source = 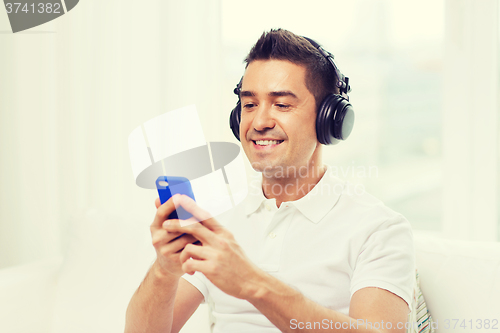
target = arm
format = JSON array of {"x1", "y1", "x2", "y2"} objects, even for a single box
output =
[
  {"x1": 124, "y1": 197, "x2": 204, "y2": 333},
  {"x1": 125, "y1": 264, "x2": 204, "y2": 333},
  {"x1": 244, "y1": 273, "x2": 408, "y2": 333}
]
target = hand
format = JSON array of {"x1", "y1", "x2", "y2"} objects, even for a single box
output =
[
  {"x1": 165, "y1": 195, "x2": 265, "y2": 299},
  {"x1": 150, "y1": 195, "x2": 200, "y2": 278}
]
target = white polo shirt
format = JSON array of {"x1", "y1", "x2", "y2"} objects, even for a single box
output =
[{"x1": 182, "y1": 167, "x2": 415, "y2": 333}]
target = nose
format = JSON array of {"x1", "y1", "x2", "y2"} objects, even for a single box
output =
[{"x1": 251, "y1": 104, "x2": 275, "y2": 133}]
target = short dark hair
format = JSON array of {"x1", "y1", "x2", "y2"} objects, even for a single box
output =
[{"x1": 244, "y1": 29, "x2": 339, "y2": 109}]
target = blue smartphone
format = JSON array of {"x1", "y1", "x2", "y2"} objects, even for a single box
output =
[{"x1": 156, "y1": 176, "x2": 196, "y2": 220}]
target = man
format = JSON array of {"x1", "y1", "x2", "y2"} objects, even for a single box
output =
[{"x1": 125, "y1": 29, "x2": 415, "y2": 333}]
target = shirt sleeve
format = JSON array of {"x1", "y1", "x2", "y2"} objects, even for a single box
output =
[
  {"x1": 350, "y1": 214, "x2": 416, "y2": 312},
  {"x1": 181, "y1": 271, "x2": 209, "y2": 304}
]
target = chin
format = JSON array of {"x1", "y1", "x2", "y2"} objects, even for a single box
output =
[
  {"x1": 249, "y1": 161, "x2": 267, "y2": 173},
  {"x1": 250, "y1": 161, "x2": 283, "y2": 177}
]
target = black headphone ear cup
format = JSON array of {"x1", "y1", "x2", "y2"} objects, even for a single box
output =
[
  {"x1": 316, "y1": 94, "x2": 343, "y2": 145},
  {"x1": 229, "y1": 100, "x2": 242, "y2": 141},
  {"x1": 316, "y1": 94, "x2": 354, "y2": 145},
  {"x1": 333, "y1": 100, "x2": 354, "y2": 141}
]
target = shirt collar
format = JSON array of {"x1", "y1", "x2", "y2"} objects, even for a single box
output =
[
  {"x1": 244, "y1": 175, "x2": 269, "y2": 215},
  {"x1": 243, "y1": 166, "x2": 344, "y2": 223}
]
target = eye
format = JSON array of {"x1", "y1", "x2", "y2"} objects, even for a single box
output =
[
  {"x1": 276, "y1": 103, "x2": 291, "y2": 110},
  {"x1": 243, "y1": 103, "x2": 256, "y2": 110}
]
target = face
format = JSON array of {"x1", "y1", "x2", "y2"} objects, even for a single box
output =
[{"x1": 239, "y1": 59, "x2": 321, "y2": 176}]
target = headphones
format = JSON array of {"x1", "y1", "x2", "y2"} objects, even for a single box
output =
[{"x1": 229, "y1": 37, "x2": 354, "y2": 145}]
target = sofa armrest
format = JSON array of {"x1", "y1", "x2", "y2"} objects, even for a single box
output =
[
  {"x1": 414, "y1": 232, "x2": 500, "y2": 331},
  {"x1": 0, "y1": 256, "x2": 63, "y2": 333}
]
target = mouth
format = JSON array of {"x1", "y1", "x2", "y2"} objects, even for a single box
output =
[{"x1": 251, "y1": 139, "x2": 284, "y2": 150}]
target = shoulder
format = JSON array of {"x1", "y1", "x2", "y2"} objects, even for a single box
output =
[
  {"x1": 335, "y1": 180, "x2": 410, "y2": 229},
  {"x1": 320, "y1": 179, "x2": 414, "y2": 253}
]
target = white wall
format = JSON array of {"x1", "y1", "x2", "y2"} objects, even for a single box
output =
[
  {"x1": 442, "y1": 0, "x2": 499, "y2": 241},
  {"x1": 0, "y1": 0, "x2": 223, "y2": 269}
]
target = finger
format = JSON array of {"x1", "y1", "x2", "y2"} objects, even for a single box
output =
[
  {"x1": 162, "y1": 218, "x2": 198, "y2": 230},
  {"x1": 175, "y1": 195, "x2": 224, "y2": 231},
  {"x1": 179, "y1": 243, "x2": 208, "y2": 263},
  {"x1": 151, "y1": 228, "x2": 183, "y2": 248},
  {"x1": 151, "y1": 194, "x2": 182, "y2": 229},
  {"x1": 157, "y1": 233, "x2": 198, "y2": 255},
  {"x1": 155, "y1": 197, "x2": 161, "y2": 209},
  {"x1": 153, "y1": 219, "x2": 189, "y2": 245},
  {"x1": 182, "y1": 257, "x2": 210, "y2": 276},
  {"x1": 165, "y1": 222, "x2": 215, "y2": 245},
  {"x1": 166, "y1": 215, "x2": 200, "y2": 228},
  {"x1": 170, "y1": 234, "x2": 199, "y2": 253},
  {"x1": 162, "y1": 221, "x2": 200, "y2": 246}
]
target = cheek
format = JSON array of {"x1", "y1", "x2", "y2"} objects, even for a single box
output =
[
  {"x1": 291, "y1": 114, "x2": 317, "y2": 141},
  {"x1": 239, "y1": 115, "x2": 250, "y2": 139},
  {"x1": 286, "y1": 124, "x2": 318, "y2": 153}
]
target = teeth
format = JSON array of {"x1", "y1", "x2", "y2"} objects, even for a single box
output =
[{"x1": 255, "y1": 140, "x2": 282, "y2": 146}]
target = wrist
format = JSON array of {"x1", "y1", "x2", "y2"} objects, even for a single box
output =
[
  {"x1": 151, "y1": 260, "x2": 181, "y2": 284},
  {"x1": 244, "y1": 270, "x2": 302, "y2": 307},
  {"x1": 243, "y1": 269, "x2": 271, "y2": 302}
]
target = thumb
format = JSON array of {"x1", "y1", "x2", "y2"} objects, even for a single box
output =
[{"x1": 176, "y1": 195, "x2": 223, "y2": 231}]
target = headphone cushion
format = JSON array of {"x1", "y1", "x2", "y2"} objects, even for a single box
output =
[
  {"x1": 229, "y1": 101, "x2": 241, "y2": 141},
  {"x1": 333, "y1": 99, "x2": 354, "y2": 141},
  {"x1": 316, "y1": 94, "x2": 344, "y2": 145}
]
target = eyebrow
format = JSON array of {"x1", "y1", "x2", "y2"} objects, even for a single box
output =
[
  {"x1": 269, "y1": 91, "x2": 298, "y2": 99},
  {"x1": 240, "y1": 90, "x2": 298, "y2": 99},
  {"x1": 240, "y1": 90, "x2": 256, "y2": 97}
]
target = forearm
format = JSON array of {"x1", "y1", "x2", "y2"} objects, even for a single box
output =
[
  {"x1": 125, "y1": 260, "x2": 180, "y2": 333},
  {"x1": 246, "y1": 273, "x2": 382, "y2": 333}
]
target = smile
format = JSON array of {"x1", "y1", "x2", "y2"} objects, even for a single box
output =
[{"x1": 252, "y1": 140, "x2": 284, "y2": 150}]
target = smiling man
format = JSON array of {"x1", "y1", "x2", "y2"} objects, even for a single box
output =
[
  {"x1": 125, "y1": 29, "x2": 416, "y2": 333},
  {"x1": 240, "y1": 59, "x2": 324, "y2": 207}
]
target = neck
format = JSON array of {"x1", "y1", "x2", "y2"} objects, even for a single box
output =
[{"x1": 261, "y1": 162, "x2": 326, "y2": 208}]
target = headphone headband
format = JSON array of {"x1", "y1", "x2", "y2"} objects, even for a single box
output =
[{"x1": 301, "y1": 36, "x2": 351, "y2": 99}]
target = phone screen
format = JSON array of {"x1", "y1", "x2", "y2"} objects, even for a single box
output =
[{"x1": 155, "y1": 176, "x2": 196, "y2": 220}]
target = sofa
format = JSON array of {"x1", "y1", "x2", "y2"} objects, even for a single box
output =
[{"x1": 1, "y1": 210, "x2": 499, "y2": 333}]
